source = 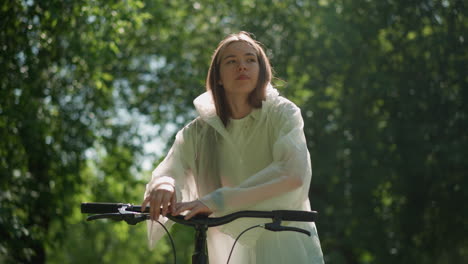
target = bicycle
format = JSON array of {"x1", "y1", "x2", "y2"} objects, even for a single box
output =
[{"x1": 81, "y1": 202, "x2": 318, "y2": 264}]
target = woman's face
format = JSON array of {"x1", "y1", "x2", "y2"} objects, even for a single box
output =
[{"x1": 218, "y1": 41, "x2": 259, "y2": 98}]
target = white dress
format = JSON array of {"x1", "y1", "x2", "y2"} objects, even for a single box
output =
[{"x1": 145, "y1": 85, "x2": 324, "y2": 263}]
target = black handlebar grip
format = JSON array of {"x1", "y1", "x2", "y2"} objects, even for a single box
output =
[
  {"x1": 272, "y1": 210, "x2": 317, "y2": 222},
  {"x1": 81, "y1": 202, "x2": 128, "y2": 214}
]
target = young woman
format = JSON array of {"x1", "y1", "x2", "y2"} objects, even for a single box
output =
[{"x1": 141, "y1": 31, "x2": 324, "y2": 263}]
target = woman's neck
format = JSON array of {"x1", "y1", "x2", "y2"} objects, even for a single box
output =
[{"x1": 226, "y1": 93, "x2": 252, "y2": 119}]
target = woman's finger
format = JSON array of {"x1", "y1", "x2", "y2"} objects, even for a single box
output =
[
  {"x1": 160, "y1": 193, "x2": 171, "y2": 217},
  {"x1": 141, "y1": 195, "x2": 151, "y2": 212},
  {"x1": 151, "y1": 191, "x2": 164, "y2": 221},
  {"x1": 172, "y1": 203, "x2": 180, "y2": 215},
  {"x1": 185, "y1": 201, "x2": 213, "y2": 220},
  {"x1": 149, "y1": 198, "x2": 154, "y2": 221},
  {"x1": 173, "y1": 201, "x2": 194, "y2": 216},
  {"x1": 184, "y1": 206, "x2": 200, "y2": 220},
  {"x1": 169, "y1": 192, "x2": 177, "y2": 215}
]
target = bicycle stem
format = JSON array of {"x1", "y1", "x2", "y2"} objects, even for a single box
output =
[{"x1": 192, "y1": 224, "x2": 209, "y2": 264}]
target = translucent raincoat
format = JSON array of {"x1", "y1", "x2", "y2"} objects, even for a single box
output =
[{"x1": 145, "y1": 85, "x2": 324, "y2": 263}]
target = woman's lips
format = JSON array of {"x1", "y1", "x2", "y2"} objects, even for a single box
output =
[{"x1": 236, "y1": 75, "x2": 250, "y2": 80}]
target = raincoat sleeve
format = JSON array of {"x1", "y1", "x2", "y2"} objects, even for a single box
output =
[
  {"x1": 144, "y1": 124, "x2": 198, "y2": 248},
  {"x1": 144, "y1": 128, "x2": 197, "y2": 203},
  {"x1": 199, "y1": 100, "x2": 312, "y2": 215}
]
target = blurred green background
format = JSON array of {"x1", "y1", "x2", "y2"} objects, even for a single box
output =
[{"x1": 1, "y1": 0, "x2": 467, "y2": 263}]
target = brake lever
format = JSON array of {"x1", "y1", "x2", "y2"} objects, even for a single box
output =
[
  {"x1": 85, "y1": 205, "x2": 149, "y2": 225},
  {"x1": 86, "y1": 213, "x2": 123, "y2": 222},
  {"x1": 264, "y1": 216, "x2": 311, "y2": 236},
  {"x1": 264, "y1": 222, "x2": 311, "y2": 236},
  {"x1": 117, "y1": 205, "x2": 149, "y2": 225},
  {"x1": 122, "y1": 214, "x2": 148, "y2": 225}
]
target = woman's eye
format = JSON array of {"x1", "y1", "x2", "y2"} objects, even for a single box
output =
[
  {"x1": 227, "y1": 60, "x2": 236, "y2": 64},
  {"x1": 247, "y1": 58, "x2": 257, "y2": 63}
]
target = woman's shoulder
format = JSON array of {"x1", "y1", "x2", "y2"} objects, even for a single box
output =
[
  {"x1": 179, "y1": 116, "x2": 203, "y2": 131},
  {"x1": 177, "y1": 117, "x2": 207, "y2": 138},
  {"x1": 264, "y1": 94, "x2": 301, "y2": 118}
]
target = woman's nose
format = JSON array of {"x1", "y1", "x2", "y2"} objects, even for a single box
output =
[{"x1": 237, "y1": 62, "x2": 247, "y2": 71}]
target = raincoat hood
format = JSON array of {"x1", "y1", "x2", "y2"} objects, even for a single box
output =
[{"x1": 193, "y1": 83, "x2": 280, "y2": 125}]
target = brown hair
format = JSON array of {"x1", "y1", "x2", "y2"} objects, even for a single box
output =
[{"x1": 206, "y1": 31, "x2": 272, "y2": 126}]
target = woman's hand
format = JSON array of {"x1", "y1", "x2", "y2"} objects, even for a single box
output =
[
  {"x1": 173, "y1": 200, "x2": 213, "y2": 220},
  {"x1": 141, "y1": 183, "x2": 176, "y2": 221}
]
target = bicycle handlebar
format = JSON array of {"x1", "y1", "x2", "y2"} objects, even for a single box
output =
[
  {"x1": 81, "y1": 202, "x2": 317, "y2": 228},
  {"x1": 81, "y1": 202, "x2": 134, "y2": 214}
]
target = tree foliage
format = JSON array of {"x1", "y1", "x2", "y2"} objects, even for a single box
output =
[{"x1": 1, "y1": 0, "x2": 467, "y2": 263}]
